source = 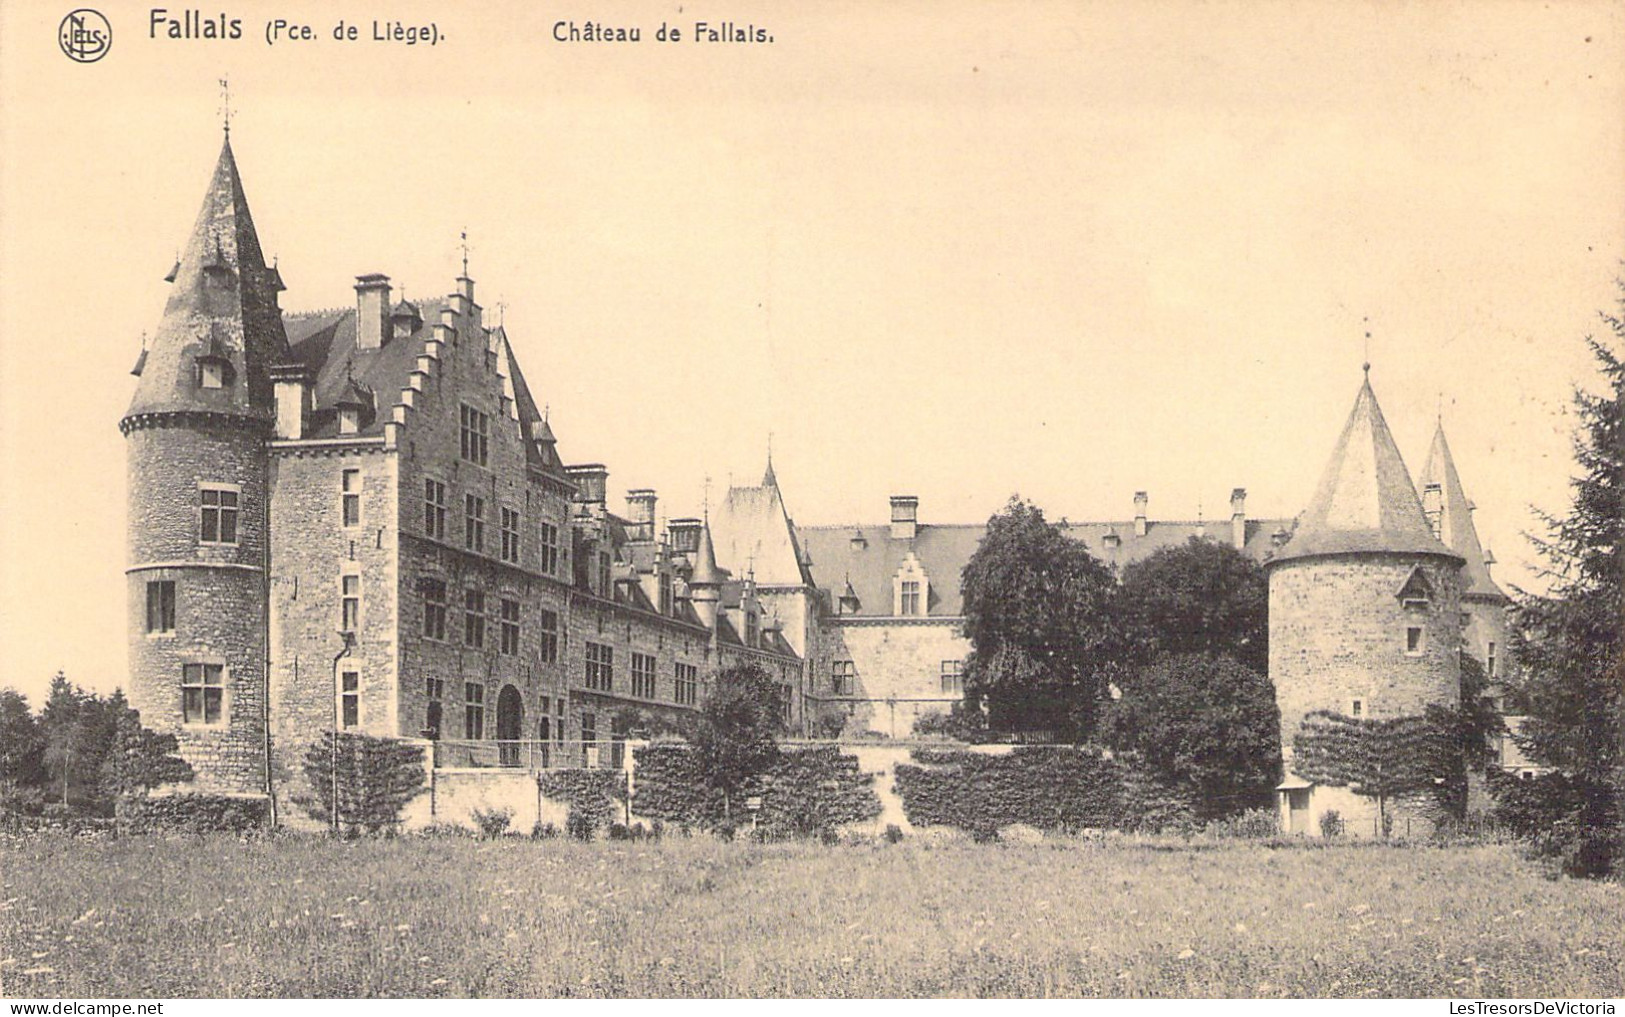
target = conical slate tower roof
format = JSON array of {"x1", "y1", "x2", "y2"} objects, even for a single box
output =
[
  {"x1": 689, "y1": 516, "x2": 725, "y2": 586},
  {"x1": 1418, "y1": 422, "x2": 1505, "y2": 601},
  {"x1": 125, "y1": 135, "x2": 289, "y2": 423},
  {"x1": 1272, "y1": 371, "x2": 1461, "y2": 565}
]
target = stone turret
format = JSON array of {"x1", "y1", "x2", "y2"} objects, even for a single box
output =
[
  {"x1": 1417, "y1": 421, "x2": 1511, "y2": 686},
  {"x1": 1268, "y1": 368, "x2": 1464, "y2": 836},
  {"x1": 120, "y1": 134, "x2": 289, "y2": 795}
]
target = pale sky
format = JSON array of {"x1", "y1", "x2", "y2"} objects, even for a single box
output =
[{"x1": 2, "y1": 1, "x2": 1622, "y2": 702}]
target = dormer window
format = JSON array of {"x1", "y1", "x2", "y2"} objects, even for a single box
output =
[
  {"x1": 892, "y1": 551, "x2": 930, "y2": 617},
  {"x1": 1396, "y1": 566, "x2": 1434, "y2": 609},
  {"x1": 338, "y1": 406, "x2": 360, "y2": 434},
  {"x1": 195, "y1": 356, "x2": 233, "y2": 390}
]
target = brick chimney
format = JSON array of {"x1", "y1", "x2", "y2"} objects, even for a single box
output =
[
  {"x1": 1133, "y1": 491, "x2": 1148, "y2": 537},
  {"x1": 668, "y1": 517, "x2": 702, "y2": 555},
  {"x1": 625, "y1": 489, "x2": 657, "y2": 542},
  {"x1": 1421, "y1": 483, "x2": 1443, "y2": 539},
  {"x1": 890, "y1": 495, "x2": 918, "y2": 541},
  {"x1": 1230, "y1": 487, "x2": 1247, "y2": 550},
  {"x1": 567, "y1": 464, "x2": 608, "y2": 506},
  {"x1": 354, "y1": 274, "x2": 391, "y2": 350}
]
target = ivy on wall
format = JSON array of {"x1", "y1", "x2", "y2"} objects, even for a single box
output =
[
  {"x1": 631, "y1": 742, "x2": 880, "y2": 836},
  {"x1": 894, "y1": 746, "x2": 1184, "y2": 836},
  {"x1": 537, "y1": 768, "x2": 627, "y2": 839}
]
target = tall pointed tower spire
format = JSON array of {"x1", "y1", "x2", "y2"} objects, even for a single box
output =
[
  {"x1": 121, "y1": 134, "x2": 284, "y2": 798},
  {"x1": 1273, "y1": 372, "x2": 1455, "y2": 563},
  {"x1": 1417, "y1": 422, "x2": 1502, "y2": 600},
  {"x1": 125, "y1": 135, "x2": 289, "y2": 423}
]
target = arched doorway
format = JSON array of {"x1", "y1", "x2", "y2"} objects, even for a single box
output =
[{"x1": 496, "y1": 685, "x2": 524, "y2": 767}]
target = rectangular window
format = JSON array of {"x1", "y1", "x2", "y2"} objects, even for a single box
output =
[
  {"x1": 832, "y1": 660, "x2": 856, "y2": 696},
  {"x1": 585, "y1": 642, "x2": 614, "y2": 692},
  {"x1": 939, "y1": 660, "x2": 963, "y2": 695},
  {"x1": 341, "y1": 573, "x2": 361, "y2": 634},
  {"x1": 500, "y1": 597, "x2": 520, "y2": 655},
  {"x1": 659, "y1": 572, "x2": 674, "y2": 615},
  {"x1": 582, "y1": 711, "x2": 597, "y2": 764},
  {"x1": 465, "y1": 494, "x2": 485, "y2": 552},
  {"x1": 1487, "y1": 641, "x2": 1497, "y2": 679},
  {"x1": 464, "y1": 588, "x2": 486, "y2": 648},
  {"x1": 425, "y1": 678, "x2": 445, "y2": 739},
  {"x1": 340, "y1": 670, "x2": 359, "y2": 729},
  {"x1": 1350, "y1": 698, "x2": 1365, "y2": 718},
  {"x1": 597, "y1": 552, "x2": 612, "y2": 598},
  {"x1": 746, "y1": 612, "x2": 759, "y2": 647},
  {"x1": 538, "y1": 608, "x2": 559, "y2": 663},
  {"x1": 424, "y1": 479, "x2": 447, "y2": 540},
  {"x1": 199, "y1": 486, "x2": 239, "y2": 545},
  {"x1": 632, "y1": 652, "x2": 656, "y2": 698},
  {"x1": 675, "y1": 662, "x2": 699, "y2": 706},
  {"x1": 459, "y1": 404, "x2": 489, "y2": 466},
  {"x1": 900, "y1": 581, "x2": 920, "y2": 616},
  {"x1": 422, "y1": 578, "x2": 448, "y2": 640},
  {"x1": 341, "y1": 469, "x2": 362, "y2": 528},
  {"x1": 464, "y1": 682, "x2": 485, "y2": 739},
  {"x1": 146, "y1": 580, "x2": 176, "y2": 634},
  {"x1": 1405, "y1": 626, "x2": 1424, "y2": 655},
  {"x1": 500, "y1": 507, "x2": 521, "y2": 564},
  {"x1": 539, "y1": 522, "x2": 559, "y2": 575},
  {"x1": 181, "y1": 663, "x2": 224, "y2": 725}
]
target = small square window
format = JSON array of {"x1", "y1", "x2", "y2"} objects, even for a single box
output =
[
  {"x1": 182, "y1": 663, "x2": 224, "y2": 725},
  {"x1": 1350, "y1": 698, "x2": 1364, "y2": 718},
  {"x1": 1405, "y1": 627, "x2": 1424, "y2": 655},
  {"x1": 198, "y1": 361, "x2": 225, "y2": 389}
]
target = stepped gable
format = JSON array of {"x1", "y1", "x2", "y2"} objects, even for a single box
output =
[
  {"x1": 1417, "y1": 422, "x2": 1506, "y2": 601},
  {"x1": 125, "y1": 136, "x2": 289, "y2": 423},
  {"x1": 1271, "y1": 371, "x2": 1461, "y2": 565}
]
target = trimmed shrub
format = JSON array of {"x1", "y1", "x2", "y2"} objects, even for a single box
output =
[
  {"x1": 120, "y1": 793, "x2": 269, "y2": 834},
  {"x1": 471, "y1": 806, "x2": 512, "y2": 838},
  {"x1": 539, "y1": 768, "x2": 626, "y2": 841},
  {"x1": 631, "y1": 742, "x2": 880, "y2": 837},
  {"x1": 1319, "y1": 809, "x2": 1345, "y2": 839},
  {"x1": 894, "y1": 746, "x2": 1124, "y2": 837}
]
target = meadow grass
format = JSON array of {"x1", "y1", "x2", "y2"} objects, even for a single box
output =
[{"x1": 1, "y1": 832, "x2": 1620, "y2": 998}]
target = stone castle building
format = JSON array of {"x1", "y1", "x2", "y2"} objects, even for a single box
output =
[
  {"x1": 1269, "y1": 369, "x2": 1512, "y2": 835},
  {"x1": 124, "y1": 135, "x2": 1518, "y2": 819}
]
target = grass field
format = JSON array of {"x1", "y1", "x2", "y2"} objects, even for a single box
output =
[{"x1": 2, "y1": 832, "x2": 1621, "y2": 998}]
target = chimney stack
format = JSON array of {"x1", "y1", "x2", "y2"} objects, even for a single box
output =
[
  {"x1": 668, "y1": 517, "x2": 702, "y2": 555},
  {"x1": 1133, "y1": 491, "x2": 1149, "y2": 537},
  {"x1": 625, "y1": 489, "x2": 657, "y2": 542},
  {"x1": 270, "y1": 363, "x2": 312, "y2": 439},
  {"x1": 1230, "y1": 487, "x2": 1247, "y2": 550},
  {"x1": 566, "y1": 464, "x2": 609, "y2": 506},
  {"x1": 354, "y1": 274, "x2": 391, "y2": 350},
  {"x1": 1421, "y1": 483, "x2": 1443, "y2": 539},
  {"x1": 889, "y1": 495, "x2": 919, "y2": 541}
]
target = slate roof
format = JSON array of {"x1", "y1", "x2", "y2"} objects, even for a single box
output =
[
  {"x1": 126, "y1": 136, "x2": 290, "y2": 422},
  {"x1": 1417, "y1": 422, "x2": 1506, "y2": 602},
  {"x1": 801, "y1": 516, "x2": 1295, "y2": 619},
  {"x1": 1269, "y1": 372, "x2": 1461, "y2": 565},
  {"x1": 711, "y1": 473, "x2": 813, "y2": 587}
]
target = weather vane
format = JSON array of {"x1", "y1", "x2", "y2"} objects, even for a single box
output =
[
  {"x1": 459, "y1": 229, "x2": 471, "y2": 277},
  {"x1": 218, "y1": 77, "x2": 233, "y2": 135},
  {"x1": 1362, "y1": 316, "x2": 1372, "y2": 374}
]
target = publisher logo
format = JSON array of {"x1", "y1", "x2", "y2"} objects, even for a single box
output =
[{"x1": 59, "y1": 9, "x2": 111, "y2": 62}]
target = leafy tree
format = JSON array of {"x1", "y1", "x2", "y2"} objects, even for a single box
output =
[
  {"x1": 1118, "y1": 538, "x2": 1269, "y2": 672},
  {"x1": 295, "y1": 731, "x2": 426, "y2": 835},
  {"x1": 99, "y1": 691, "x2": 192, "y2": 804},
  {"x1": 960, "y1": 497, "x2": 1120, "y2": 739},
  {"x1": 38, "y1": 673, "x2": 115, "y2": 810},
  {"x1": 1506, "y1": 306, "x2": 1624, "y2": 875},
  {"x1": 0, "y1": 688, "x2": 47, "y2": 788},
  {"x1": 1291, "y1": 710, "x2": 1453, "y2": 838},
  {"x1": 1099, "y1": 653, "x2": 1280, "y2": 819},
  {"x1": 691, "y1": 662, "x2": 783, "y2": 821}
]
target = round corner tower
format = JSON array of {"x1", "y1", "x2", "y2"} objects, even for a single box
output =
[
  {"x1": 1266, "y1": 369, "x2": 1464, "y2": 835},
  {"x1": 121, "y1": 135, "x2": 290, "y2": 794}
]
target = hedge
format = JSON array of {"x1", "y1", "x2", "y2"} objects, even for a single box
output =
[
  {"x1": 894, "y1": 746, "x2": 1189, "y2": 836},
  {"x1": 119, "y1": 793, "x2": 271, "y2": 834},
  {"x1": 631, "y1": 742, "x2": 880, "y2": 836},
  {"x1": 538, "y1": 769, "x2": 627, "y2": 840}
]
